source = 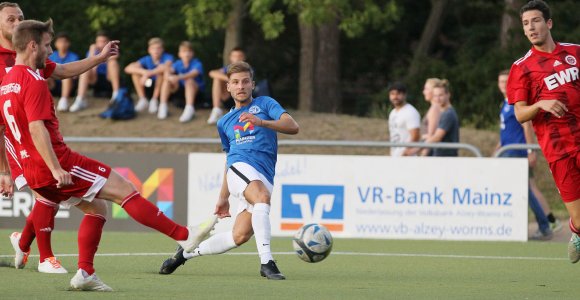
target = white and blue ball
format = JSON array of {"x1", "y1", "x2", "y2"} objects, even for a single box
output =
[{"x1": 292, "y1": 223, "x2": 333, "y2": 263}]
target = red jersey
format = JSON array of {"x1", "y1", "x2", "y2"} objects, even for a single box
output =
[
  {"x1": 0, "y1": 46, "x2": 56, "y2": 80},
  {"x1": 0, "y1": 46, "x2": 57, "y2": 185},
  {"x1": 507, "y1": 42, "x2": 580, "y2": 163},
  {"x1": 0, "y1": 65, "x2": 71, "y2": 188}
]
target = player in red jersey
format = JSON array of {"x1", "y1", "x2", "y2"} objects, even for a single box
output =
[
  {"x1": 0, "y1": 19, "x2": 217, "y2": 292},
  {"x1": 0, "y1": 2, "x2": 119, "y2": 274},
  {"x1": 506, "y1": 0, "x2": 580, "y2": 262}
]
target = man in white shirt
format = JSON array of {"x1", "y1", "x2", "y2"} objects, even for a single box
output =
[{"x1": 388, "y1": 82, "x2": 421, "y2": 156}]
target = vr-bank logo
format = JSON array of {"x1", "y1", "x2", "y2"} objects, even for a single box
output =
[
  {"x1": 112, "y1": 168, "x2": 174, "y2": 219},
  {"x1": 281, "y1": 185, "x2": 344, "y2": 232}
]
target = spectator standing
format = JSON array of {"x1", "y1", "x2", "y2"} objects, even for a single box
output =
[
  {"x1": 387, "y1": 82, "x2": 421, "y2": 156},
  {"x1": 421, "y1": 79, "x2": 459, "y2": 157}
]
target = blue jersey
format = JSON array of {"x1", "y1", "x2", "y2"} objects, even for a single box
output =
[
  {"x1": 49, "y1": 51, "x2": 79, "y2": 65},
  {"x1": 86, "y1": 50, "x2": 107, "y2": 75},
  {"x1": 139, "y1": 53, "x2": 174, "y2": 70},
  {"x1": 217, "y1": 96, "x2": 287, "y2": 184},
  {"x1": 173, "y1": 58, "x2": 204, "y2": 90},
  {"x1": 500, "y1": 99, "x2": 527, "y2": 157}
]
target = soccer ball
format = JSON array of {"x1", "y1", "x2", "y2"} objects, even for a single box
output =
[{"x1": 292, "y1": 223, "x2": 333, "y2": 263}]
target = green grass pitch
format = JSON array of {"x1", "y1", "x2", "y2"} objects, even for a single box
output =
[{"x1": 0, "y1": 229, "x2": 577, "y2": 299}]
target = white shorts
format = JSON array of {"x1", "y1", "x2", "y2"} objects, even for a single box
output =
[{"x1": 227, "y1": 162, "x2": 273, "y2": 215}]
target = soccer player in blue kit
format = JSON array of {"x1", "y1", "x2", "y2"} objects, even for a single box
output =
[{"x1": 160, "y1": 61, "x2": 299, "y2": 279}]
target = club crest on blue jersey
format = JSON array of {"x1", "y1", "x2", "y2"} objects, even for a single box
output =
[{"x1": 249, "y1": 105, "x2": 261, "y2": 114}]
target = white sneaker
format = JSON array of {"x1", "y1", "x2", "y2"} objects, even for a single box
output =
[
  {"x1": 56, "y1": 97, "x2": 69, "y2": 112},
  {"x1": 38, "y1": 256, "x2": 68, "y2": 274},
  {"x1": 157, "y1": 102, "x2": 168, "y2": 119},
  {"x1": 69, "y1": 98, "x2": 88, "y2": 112},
  {"x1": 9, "y1": 232, "x2": 29, "y2": 269},
  {"x1": 177, "y1": 216, "x2": 219, "y2": 252},
  {"x1": 148, "y1": 98, "x2": 159, "y2": 114},
  {"x1": 70, "y1": 269, "x2": 113, "y2": 292},
  {"x1": 135, "y1": 97, "x2": 149, "y2": 112},
  {"x1": 207, "y1": 107, "x2": 223, "y2": 124},
  {"x1": 179, "y1": 105, "x2": 195, "y2": 123}
]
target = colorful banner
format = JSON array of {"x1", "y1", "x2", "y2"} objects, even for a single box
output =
[{"x1": 0, "y1": 153, "x2": 188, "y2": 231}]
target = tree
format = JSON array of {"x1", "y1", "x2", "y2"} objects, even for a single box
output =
[
  {"x1": 407, "y1": 0, "x2": 448, "y2": 80},
  {"x1": 250, "y1": 0, "x2": 400, "y2": 112},
  {"x1": 499, "y1": 0, "x2": 522, "y2": 50}
]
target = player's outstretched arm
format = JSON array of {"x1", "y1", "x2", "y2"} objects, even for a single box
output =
[
  {"x1": 214, "y1": 165, "x2": 231, "y2": 219},
  {"x1": 239, "y1": 112, "x2": 299, "y2": 135},
  {"x1": 514, "y1": 100, "x2": 568, "y2": 123},
  {"x1": 0, "y1": 125, "x2": 13, "y2": 197},
  {"x1": 51, "y1": 40, "x2": 120, "y2": 80},
  {"x1": 29, "y1": 121, "x2": 72, "y2": 188}
]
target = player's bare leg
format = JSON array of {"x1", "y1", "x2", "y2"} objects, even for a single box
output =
[
  {"x1": 148, "y1": 74, "x2": 164, "y2": 113},
  {"x1": 70, "y1": 68, "x2": 97, "y2": 112},
  {"x1": 106, "y1": 58, "x2": 120, "y2": 100},
  {"x1": 131, "y1": 73, "x2": 148, "y2": 112},
  {"x1": 207, "y1": 79, "x2": 226, "y2": 124},
  {"x1": 179, "y1": 79, "x2": 197, "y2": 123},
  {"x1": 565, "y1": 200, "x2": 580, "y2": 263}
]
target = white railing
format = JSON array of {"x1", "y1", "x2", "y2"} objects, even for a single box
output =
[{"x1": 63, "y1": 136, "x2": 484, "y2": 157}]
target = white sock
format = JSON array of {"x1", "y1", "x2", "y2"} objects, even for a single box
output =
[
  {"x1": 252, "y1": 203, "x2": 274, "y2": 264},
  {"x1": 183, "y1": 231, "x2": 237, "y2": 260},
  {"x1": 111, "y1": 91, "x2": 119, "y2": 100},
  {"x1": 75, "y1": 96, "x2": 83, "y2": 102}
]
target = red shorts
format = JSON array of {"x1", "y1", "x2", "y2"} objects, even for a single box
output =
[
  {"x1": 549, "y1": 151, "x2": 580, "y2": 203},
  {"x1": 33, "y1": 152, "x2": 111, "y2": 203}
]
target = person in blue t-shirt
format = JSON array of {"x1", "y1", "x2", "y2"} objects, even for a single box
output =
[
  {"x1": 69, "y1": 31, "x2": 121, "y2": 113},
  {"x1": 47, "y1": 32, "x2": 79, "y2": 111},
  {"x1": 157, "y1": 41, "x2": 204, "y2": 122},
  {"x1": 495, "y1": 70, "x2": 560, "y2": 239},
  {"x1": 206, "y1": 47, "x2": 247, "y2": 124},
  {"x1": 159, "y1": 61, "x2": 299, "y2": 280},
  {"x1": 124, "y1": 37, "x2": 174, "y2": 114}
]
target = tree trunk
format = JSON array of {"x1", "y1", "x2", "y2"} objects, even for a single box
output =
[
  {"x1": 500, "y1": 0, "x2": 522, "y2": 50},
  {"x1": 407, "y1": 0, "x2": 448, "y2": 79},
  {"x1": 298, "y1": 19, "x2": 316, "y2": 112},
  {"x1": 313, "y1": 18, "x2": 341, "y2": 113},
  {"x1": 222, "y1": 0, "x2": 244, "y2": 66}
]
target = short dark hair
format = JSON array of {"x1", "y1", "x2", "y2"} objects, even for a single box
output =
[
  {"x1": 179, "y1": 41, "x2": 193, "y2": 51},
  {"x1": 230, "y1": 46, "x2": 245, "y2": 54},
  {"x1": 227, "y1": 61, "x2": 253, "y2": 79},
  {"x1": 498, "y1": 69, "x2": 510, "y2": 76},
  {"x1": 54, "y1": 31, "x2": 69, "y2": 41},
  {"x1": 520, "y1": 0, "x2": 551, "y2": 21},
  {"x1": 13, "y1": 19, "x2": 54, "y2": 52},
  {"x1": 388, "y1": 81, "x2": 407, "y2": 94},
  {"x1": 96, "y1": 30, "x2": 109, "y2": 39}
]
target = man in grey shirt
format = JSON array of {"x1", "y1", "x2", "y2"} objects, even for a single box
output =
[{"x1": 421, "y1": 79, "x2": 459, "y2": 157}]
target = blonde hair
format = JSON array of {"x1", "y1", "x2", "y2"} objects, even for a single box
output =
[
  {"x1": 425, "y1": 78, "x2": 442, "y2": 88},
  {"x1": 148, "y1": 37, "x2": 163, "y2": 47},
  {"x1": 227, "y1": 61, "x2": 254, "y2": 79},
  {"x1": 432, "y1": 79, "x2": 451, "y2": 94},
  {"x1": 179, "y1": 41, "x2": 193, "y2": 51}
]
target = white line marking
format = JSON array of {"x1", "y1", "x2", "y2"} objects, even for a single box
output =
[{"x1": 0, "y1": 251, "x2": 566, "y2": 261}]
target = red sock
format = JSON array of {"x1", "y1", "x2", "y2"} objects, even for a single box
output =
[
  {"x1": 19, "y1": 214, "x2": 35, "y2": 253},
  {"x1": 570, "y1": 218, "x2": 580, "y2": 234},
  {"x1": 31, "y1": 199, "x2": 59, "y2": 261},
  {"x1": 121, "y1": 192, "x2": 188, "y2": 240},
  {"x1": 78, "y1": 214, "x2": 106, "y2": 275}
]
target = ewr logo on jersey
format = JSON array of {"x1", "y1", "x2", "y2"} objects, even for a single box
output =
[
  {"x1": 281, "y1": 185, "x2": 344, "y2": 232},
  {"x1": 544, "y1": 66, "x2": 578, "y2": 90}
]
